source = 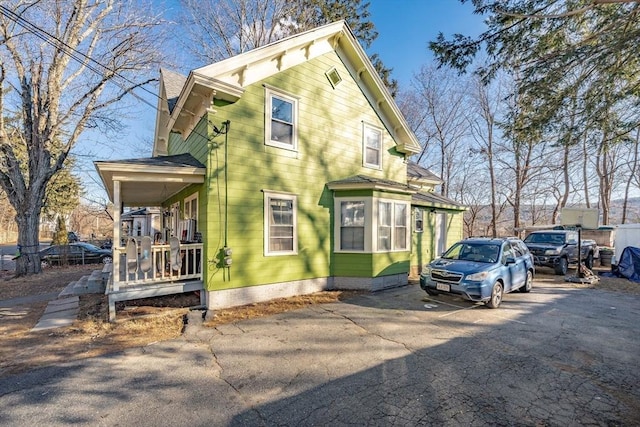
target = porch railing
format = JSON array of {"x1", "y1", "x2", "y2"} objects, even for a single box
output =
[{"x1": 111, "y1": 242, "x2": 203, "y2": 290}]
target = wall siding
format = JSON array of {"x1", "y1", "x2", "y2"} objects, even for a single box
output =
[
  {"x1": 171, "y1": 51, "x2": 411, "y2": 291},
  {"x1": 410, "y1": 208, "x2": 465, "y2": 277}
]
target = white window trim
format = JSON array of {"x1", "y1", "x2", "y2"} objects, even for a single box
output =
[
  {"x1": 184, "y1": 193, "x2": 198, "y2": 223},
  {"x1": 374, "y1": 199, "x2": 410, "y2": 252},
  {"x1": 333, "y1": 197, "x2": 410, "y2": 253},
  {"x1": 335, "y1": 198, "x2": 372, "y2": 253},
  {"x1": 362, "y1": 122, "x2": 383, "y2": 170},
  {"x1": 264, "y1": 191, "x2": 298, "y2": 256},
  {"x1": 265, "y1": 87, "x2": 298, "y2": 152}
]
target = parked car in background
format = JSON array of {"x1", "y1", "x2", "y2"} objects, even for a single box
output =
[
  {"x1": 420, "y1": 237, "x2": 535, "y2": 308},
  {"x1": 523, "y1": 229, "x2": 598, "y2": 275},
  {"x1": 39, "y1": 242, "x2": 113, "y2": 267}
]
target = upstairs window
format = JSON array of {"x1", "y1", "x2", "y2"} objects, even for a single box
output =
[
  {"x1": 265, "y1": 88, "x2": 298, "y2": 151},
  {"x1": 363, "y1": 124, "x2": 382, "y2": 169}
]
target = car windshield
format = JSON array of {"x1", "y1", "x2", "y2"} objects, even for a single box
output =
[
  {"x1": 524, "y1": 233, "x2": 566, "y2": 245},
  {"x1": 442, "y1": 242, "x2": 500, "y2": 263}
]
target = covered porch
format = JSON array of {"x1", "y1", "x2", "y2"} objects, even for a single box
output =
[{"x1": 94, "y1": 154, "x2": 207, "y2": 321}]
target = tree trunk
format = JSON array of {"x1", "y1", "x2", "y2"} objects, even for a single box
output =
[
  {"x1": 15, "y1": 208, "x2": 42, "y2": 275},
  {"x1": 582, "y1": 136, "x2": 591, "y2": 208},
  {"x1": 622, "y1": 128, "x2": 639, "y2": 224},
  {"x1": 561, "y1": 144, "x2": 570, "y2": 210}
]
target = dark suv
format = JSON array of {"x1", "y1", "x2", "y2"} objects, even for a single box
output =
[{"x1": 420, "y1": 237, "x2": 535, "y2": 308}]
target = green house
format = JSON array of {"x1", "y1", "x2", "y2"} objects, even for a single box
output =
[{"x1": 95, "y1": 21, "x2": 465, "y2": 319}]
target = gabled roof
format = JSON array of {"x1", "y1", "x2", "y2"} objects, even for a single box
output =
[
  {"x1": 160, "y1": 68, "x2": 188, "y2": 114},
  {"x1": 154, "y1": 20, "x2": 422, "y2": 156}
]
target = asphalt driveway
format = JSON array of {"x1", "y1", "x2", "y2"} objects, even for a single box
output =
[{"x1": 1, "y1": 279, "x2": 639, "y2": 426}]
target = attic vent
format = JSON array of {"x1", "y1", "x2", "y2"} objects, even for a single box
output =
[{"x1": 326, "y1": 67, "x2": 342, "y2": 88}]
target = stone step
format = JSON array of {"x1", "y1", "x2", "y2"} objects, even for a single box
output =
[
  {"x1": 32, "y1": 296, "x2": 79, "y2": 331},
  {"x1": 58, "y1": 269, "x2": 107, "y2": 297}
]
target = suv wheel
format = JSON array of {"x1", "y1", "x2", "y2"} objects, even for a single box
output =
[
  {"x1": 519, "y1": 270, "x2": 533, "y2": 293},
  {"x1": 554, "y1": 257, "x2": 568, "y2": 275},
  {"x1": 485, "y1": 281, "x2": 503, "y2": 309}
]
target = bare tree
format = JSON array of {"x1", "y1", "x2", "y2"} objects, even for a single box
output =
[
  {"x1": 468, "y1": 75, "x2": 504, "y2": 237},
  {"x1": 0, "y1": 0, "x2": 163, "y2": 275},
  {"x1": 179, "y1": 0, "x2": 295, "y2": 64},
  {"x1": 409, "y1": 65, "x2": 470, "y2": 198}
]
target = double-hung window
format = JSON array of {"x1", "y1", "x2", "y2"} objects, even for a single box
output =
[
  {"x1": 378, "y1": 202, "x2": 392, "y2": 250},
  {"x1": 340, "y1": 201, "x2": 365, "y2": 250},
  {"x1": 264, "y1": 192, "x2": 297, "y2": 255},
  {"x1": 394, "y1": 203, "x2": 408, "y2": 250},
  {"x1": 265, "y1": 87, "x2": 298, "y2": 151},
  {"x1": 377, "y1": 201, "x2": 409, "y2": 251},
  {"x1": 363, "y1": 124, "x2": 382, "y2": 169}
]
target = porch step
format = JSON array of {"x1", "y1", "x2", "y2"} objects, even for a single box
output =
[{"x1": 59, "y1": 269, "x2": 107, "y2": 297}]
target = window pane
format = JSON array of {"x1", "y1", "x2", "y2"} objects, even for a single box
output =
[
  {"x1": 395, "y1": 204, "x2": 407, "y2": 226},
  {"x1": 340, "y1": 201, "x2": 365, "y2": 250},
  {"x1": 341, "y1": 227, "x2": 364, "y2": 250},
  {"x1": 365, "y1": 127, "x2": 381, "y2": 149},
  {"x1": 341, "y1": 201, "x2": 365, "y2": 226},
  {"x1": 364, "y1": 127, "x2": 381, "y2": 167},
  {"x1": 379, "y1": 202, "x2": 391, "y2": 225},
  {"x1": 365, "y1": 147, "x2": 379, "y2": 165},
  {"x1": 394, "y1": 228, "x2": 407, "y2": 250},
  {"x1": 271, "y1": 120, "x2": 293, "y2": 145},
  {"x1": 268, "y1": 197, "x2": 294, "y2": 253},
  {"x1": 270, "y1": 199, "x2": 293, "y2": 225},
  {"x1": 272, "y1": 96, "x2": 292, "y2": 123},
  {"x1": 378, "y1": 227, "x2": 391, "y2": 250}
]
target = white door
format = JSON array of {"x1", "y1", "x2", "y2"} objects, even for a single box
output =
[{"x1": 434, "y1": 212, "x2": 447, "y2": 256}]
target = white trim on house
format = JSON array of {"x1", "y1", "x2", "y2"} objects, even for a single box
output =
[
  {"x1": 263, "y1": 191, "x2": 298, "y2": 256},
  {"x1": 264, "y1": 87, "x2": 299, "y2": 151},
  {"x1": 154, "y1": 21, "x2": 421, "y2": 157},
  {"x1": 362, "y1": 122, "x2": 383, "y2": 170},
  {"x1": 334, "y1": 196, "x2": 410, "y2": 253}
]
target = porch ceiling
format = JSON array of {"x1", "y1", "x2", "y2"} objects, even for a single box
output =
[{"x1": 94, "y1": 154, "x2": 206, "y2": 206}]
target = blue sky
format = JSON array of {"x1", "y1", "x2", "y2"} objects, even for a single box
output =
[
  {"x1": 368, "y1": 0, "x2": 483, "y2": 88},
  {"x1": 78, "y1": 1, "x2": 485, "y2": 202}
]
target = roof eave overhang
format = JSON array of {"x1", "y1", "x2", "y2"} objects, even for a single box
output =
[
  {"x1": 408, "y1": 176, "x2": 443, "y2": 187},
  {"x1": 333, "y1": 26, "x2": 422, "y2": 155},
  {"x1": 327, "y1": 182, "x2": 417, "y2": 195},
  {"x1": 94, "y1": 161, "x2": 206, "y2": 205},
  {"x1": 168, "y1": 72, "x2": 244, "y2": 136}
]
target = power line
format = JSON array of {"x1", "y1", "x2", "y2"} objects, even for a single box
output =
[
  {"x1": 0, "y1": 4, "x2": 160, "y2": 109},
  {"x1": 0, "y1": 4, "x2": 219, "y2": 146}
]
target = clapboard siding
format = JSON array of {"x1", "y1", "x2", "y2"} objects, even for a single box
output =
[{"x1": 167, "y1": 50, "x2": 411, "y2": 291}]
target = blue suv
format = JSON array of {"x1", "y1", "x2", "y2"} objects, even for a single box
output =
[{"x1": 419, "y1": 237, "x2": 535, "y2": 308}]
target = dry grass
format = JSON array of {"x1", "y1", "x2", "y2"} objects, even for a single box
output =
[
  {"x1": 204, "y1": 291, "x2": 361, "y2": 327},
  {"x1": 0, "y1": 266, "x2": 357, "y2": 377},
  {"x1": 1, "y1": 264, "x2": 639, "y2": 377}
]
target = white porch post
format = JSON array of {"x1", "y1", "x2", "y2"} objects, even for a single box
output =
[{"x1": 112, "y1": 180, "x2": 121, "y2": 291}]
